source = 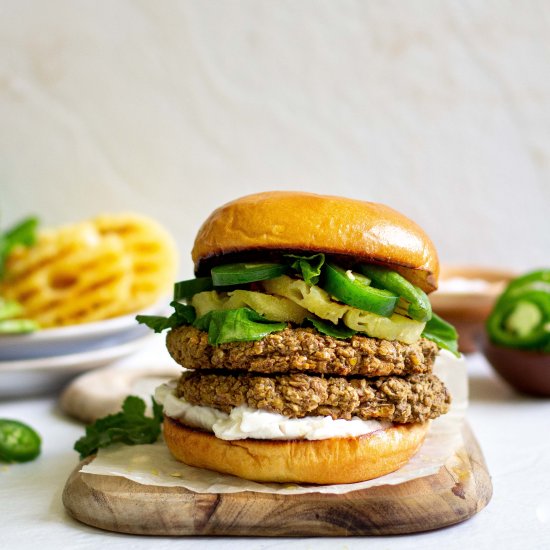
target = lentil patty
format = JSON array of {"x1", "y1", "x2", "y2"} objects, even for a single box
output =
[
  {"x1": 167, "y1": 326, "x2": 438, "y2": 377},
  {"x1": 176, "y1": 371, "x2": 450, "y2": 423}
]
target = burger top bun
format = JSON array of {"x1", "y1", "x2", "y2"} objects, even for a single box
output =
[{"x1": 192, "y1": 191, "x2": 440, "y2": 293}]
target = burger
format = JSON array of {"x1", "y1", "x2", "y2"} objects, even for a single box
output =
[{"x1": 139, "y1": 191, "x2": 458, "y2": 484}]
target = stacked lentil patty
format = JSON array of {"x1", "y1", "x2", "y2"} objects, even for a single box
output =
[{"x1": 167, "y1": 326, "x2": 450, "y2": 425}]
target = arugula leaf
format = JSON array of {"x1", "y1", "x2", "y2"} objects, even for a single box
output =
[
  {"x1": 0, "y1": 217, "x2": 39, "y2": 279},
  {"x1": 421, "y1": 313, "x2": 460, "y2": 356},
  {"x1": 193, "y1": 307, "x2": 286, "y2": 345},
  {"x1": 136, "y1": 301, "x2": 196, "y2": 333},
  {"x1": 74, "y1": 396, "x2": 163, "y2": 459},
  {"x1": 306, "y1": 316, "x2": 356, "y2": 339},
  {"x1": 285, "y1": 253, "x2": 325, "y2": 285},
  {"x1": 135, "y1": 315, "x2": 174, "y2": 333}
]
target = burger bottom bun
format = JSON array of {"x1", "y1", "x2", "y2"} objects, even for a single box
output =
[{"x1": 163, "y1": 416, "x2": 430, "y2": 484}]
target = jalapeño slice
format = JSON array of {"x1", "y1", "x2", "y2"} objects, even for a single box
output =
[
  {"x1": 322, "y1": 263, "x2": 398, "y2": 317},
  {"x1": 174, "y1": 277, "x2": 214, "y2": 300},
  {"x1": 487, "y1": 285, "x2": 550, "y2": 350},
  {"x1": 210, "y1": 263, "x2": 288, "y2": 286},
  {"x1": 0, "y1": 419, "x2": 41, "y2": 463},
  {"x1": 360, "y1": 265, "x2": 432, "y2": 322}
]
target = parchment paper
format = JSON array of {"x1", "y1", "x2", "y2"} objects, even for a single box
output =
[{"x1": 81, "y1": 352, "x2": 468, "y2": 495}]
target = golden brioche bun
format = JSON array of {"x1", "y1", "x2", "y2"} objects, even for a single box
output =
[
  {"x1": 192, "y1": 191, "x2": 439, "y2": 293},
  {"x1": 163, "y1": 416, "x2": 429, "y2": 484}
]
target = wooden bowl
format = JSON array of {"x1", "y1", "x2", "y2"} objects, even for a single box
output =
[
  {"x1": 430, "y1": 266, "x2": 516, "y2": 353},
  {"x1": 480, "y1": 336, "x2": 550, "y2": 397}
]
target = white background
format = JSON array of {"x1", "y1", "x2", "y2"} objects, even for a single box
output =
[
  {"x1": 2, "y1": 5, "x2": 550, "y2": 545},
  {"x1": 2, "y1": 0, "x2": 549, "y2": 277}
]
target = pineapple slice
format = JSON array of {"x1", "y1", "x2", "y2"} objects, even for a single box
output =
[{"x1": 191, "y1": 289, "x2": 307, "y2": 324}]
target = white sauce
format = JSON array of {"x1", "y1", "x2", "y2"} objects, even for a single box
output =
[{"x1": 155, "y1": 382, "x2": 390, "y2": 441}]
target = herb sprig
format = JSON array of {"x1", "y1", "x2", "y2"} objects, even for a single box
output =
[
  {"x1": 74, "y1": 396, "x2": 163, "y2": 459},
  {"x1": 0, "y1": 216, "x2": 38, "y2": 280}
]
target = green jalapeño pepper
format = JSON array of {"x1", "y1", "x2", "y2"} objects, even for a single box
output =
[
  {"x1": 0, "y1": 419, "x2": 41, "y2": 463},
  {"x1": 322, "y1": 263, "x2": 398, "y2": 317},
  {"x1": 359, "y1": 265, "x2": 432, "y2": 322},
  {"x1": 211, "y1": 263, "x2": 288, "y2": 286},
  {"x1": 502, "y1": 269, "x2": 550, "y2": 294},
  {"x1": 487, "y1": 270, "x2": 550, "y2": 350}
]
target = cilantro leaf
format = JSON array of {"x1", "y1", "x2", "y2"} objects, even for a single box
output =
[
  {"x1": 285, "y1": 253, "x2": 325, "y2": 285},
  {"x1": 136, "y1": 301, "x2": 196, "y2": 333},
  {"x1": 171, "y1": 301, "x2": 196, "y2": 323},
  {"x1": 135, "y1": 315, "x2": 175, "y2": 333},
  {"x1": 74, "y1": 396, "x2": 163, "y2": 459}
]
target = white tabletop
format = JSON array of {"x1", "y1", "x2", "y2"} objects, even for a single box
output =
[{"x1": 1, "y1": 339, "x2": 549, "y2": 550}]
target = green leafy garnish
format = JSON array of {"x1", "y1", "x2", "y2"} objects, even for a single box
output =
[
  {"x1": 285, "y1": 253, "x2": 325, "y2": 285},
  {"x1": 0, "y1": 318, "x2": 39, "y2": 334},
  {"x1": 136, "y1": 301, "x2": 196, "y2": 333},
  {"x1": 422, "y1": 313, "x2": 459, "y2": 356},
  {"x1": 306, "y1": 316, "x2": 356, "y2": 339},
  {"x1": 0, "y1": 218, "x2": 40, "y2": 334},
  {"x1": 0, "y1": 298, "x2": 40, "y2": 333},
  {"x1": 74, "y1": 396, "x2": 163, "y2": 459},
  {"x1": 0, "y1": 299, "x2": 23, "y2": 320},
  {"x1": 211, "y1": 263, "x2": 287, "y2": 286},
  {"x1": 0, "y1": 217, "x2": 39, "y2": 280},
  {"x1": 193, "y1": 307, "x2": 286, "y2": 345}
]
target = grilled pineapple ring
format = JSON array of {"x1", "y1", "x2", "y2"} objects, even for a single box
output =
[{"x1": 191, "y1": 289, "x2": 308, "y2": 324}]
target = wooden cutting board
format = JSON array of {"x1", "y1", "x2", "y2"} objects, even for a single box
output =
[{"x1": 62, "y1": 423, "x2": 492, "y2": 536}]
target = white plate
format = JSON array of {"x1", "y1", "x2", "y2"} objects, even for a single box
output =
[
  {"x1": 0, "y1": 335, "x2": 153, "y2": 398},
  {"x1": 0, "y1": 301, "x2": 167, "y2": 361}
]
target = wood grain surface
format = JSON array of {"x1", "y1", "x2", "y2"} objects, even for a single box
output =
[{"x1": 62, "y1": 423, "x2": 492, "y2": 536}]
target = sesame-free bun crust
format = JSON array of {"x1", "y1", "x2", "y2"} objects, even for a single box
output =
[
  {"x1": 163, "y1": 416, "x2": 429, "y2": 484},
  {"x1": 192, "y1": 191, "x2": 439, "y2": 292}
]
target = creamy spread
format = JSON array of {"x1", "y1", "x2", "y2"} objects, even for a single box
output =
[{"x1": 155, "y1": 383, "x2": 390, "y2": 441}]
